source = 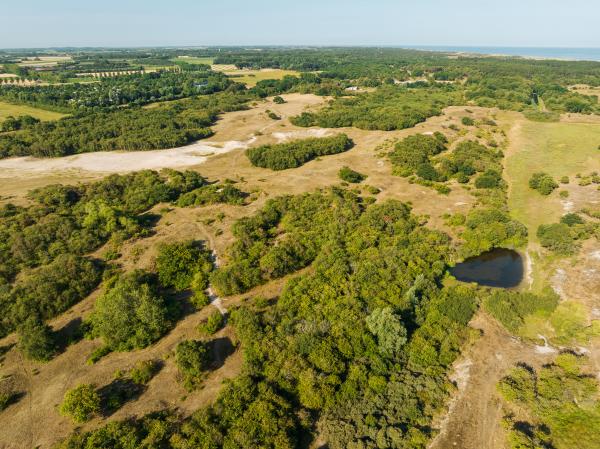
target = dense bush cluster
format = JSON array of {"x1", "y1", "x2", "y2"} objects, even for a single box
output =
[
  {"x1": 88, "y1": 270, "x2": 172, "y2": 351},
  {"x1": 437, "y1": 140, "x2": 503, "y2": 184},
  {"x1": 176, "y1": 183, "x2": 247, "y2": 207},
  {"x1": 0, "y1": 114, "x2": 40, "y2": 132},
  {"x1": 459, "y1": 208, "x2": 528, "y2": 257},
  {"x1": 246, "y1": 134, "x2": 353, "y2": 170},
  {"x1": 291, "y1": 85, "x2": 460, "y2": 130},
  {"x1": 57, "y1": 187, "x2": 481, "y2": 449},
  {"x1": 156, "y1": 241, "x2": 215, "y2": 308},
  {"x1": 175, "y1": 339, "x2": 210, "y2": 390},
  {"x1": 389, "y1": 132, "x2": 448, "y2": 177},
  {"x1": 0, "y1": 93, "x2": 249, "y2": 158},
  {"x1": 0, "y1": 169, "x2": 208, "y2": 345},
  {"x1": 529, "y1": 172, "x2": 558, "y2": 195},
  {"x1": 59, "y1": 384, "x2": 101, "y2": 424}
]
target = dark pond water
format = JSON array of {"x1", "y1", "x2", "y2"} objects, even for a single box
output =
[{"x1": 450, "y1": 248, "x2": 524, "y2": 288}]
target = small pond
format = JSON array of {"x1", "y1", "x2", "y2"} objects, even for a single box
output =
[{"x1": 449, "y1": 248, "x2": 524, "y2": 288}]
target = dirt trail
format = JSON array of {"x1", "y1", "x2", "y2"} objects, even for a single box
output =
[{"x1": 429, "y1": 313, "x2": 554, "y2": 449}]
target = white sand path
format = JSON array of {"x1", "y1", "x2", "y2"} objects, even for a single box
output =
[{"x1": 0, "y1": 137, "x2": 256, "y2": 175}]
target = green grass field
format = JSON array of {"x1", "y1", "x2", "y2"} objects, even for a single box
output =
[
  {"x1": 173, "y1": 56, "x2": 214, "y2": 65},
  {"x1": 506, "y1": 120, "x2": 600, "y2": 241},
  {"x1": 0, "y1": 101, "x2": 66, "y2": 122}
]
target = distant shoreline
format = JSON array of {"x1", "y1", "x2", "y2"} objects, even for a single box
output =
[{"x1": 402, "y1": 46, "x2": 600, "y2": 62}]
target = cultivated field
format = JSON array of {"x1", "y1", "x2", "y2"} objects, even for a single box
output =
[{"x1": 0, "y1": 101, "x2": 66, "y2": 122}]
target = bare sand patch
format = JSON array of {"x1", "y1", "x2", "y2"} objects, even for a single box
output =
[{"x1": 0, "y1": 138, "x2": 256, "y2": 175}]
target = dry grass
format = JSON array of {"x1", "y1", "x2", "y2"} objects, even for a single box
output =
[{"x1": 4, "y1": 96, "x2": 591, "y2": 449}]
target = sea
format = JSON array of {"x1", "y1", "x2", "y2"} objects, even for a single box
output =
[{"x1": 402, "y1": 46, "x2": 600, "y2": 62}]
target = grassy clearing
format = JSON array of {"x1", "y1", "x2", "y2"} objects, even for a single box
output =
[
  {"x1": 519, "y1": 301, "x2": 600, "y2": 345},
  {"x1": 223, "y1": 69, "x2": 300, "y2": 87},
  {"x1": 0, "y1": 101, "x2": 66, "y2": 122},
  {"x1": 506, "y1": 120, "x2": 600, "y2": 242},
  {"x1": 174, "y1": 56, "x2": 214, "y2": 65}
]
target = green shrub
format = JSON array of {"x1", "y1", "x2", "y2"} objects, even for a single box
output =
[
  {"x1": 175, "y1": 340, "x2": 210, "y2": 390},
  {"x1": 389, "y1": 133, "x2": 447, "y2": 176},
  {"x1": 273, "y1": 96, "x2": 286, "y2": 104},
  {"x1": 523, "y1": 110, "x2": 560, "y2": 122},
  {"x1": 199, "y1": 311, "x2": 225, "y2": 335},
  {"x1": 365, "y1": 185, "x2": 380, "y2": 194},
  {"x1": 17, "y1": 316, "x2": 56, "y2": 362},
  {"x1": 59, "y1": 384, "x2": 101, "y2": 423},
  {"x1": 559, "y1": 190, "x2": 569, "y2": 198},
  {"x1": 129, "y1": 360, "x2": 161, "y2": 385},
  {"x1": 461, "y1": 116, "x2": 475, "y2": 126},
  {"x1": 416, "y1": 162, "x2": 443, "y2": 181},
  {"x1": 537, "y1": 223, "x2": 576, "y2": 255},
  {"x1": 560, "y1": 176, "x2": 570, "y2": 184},
  {"x1": 156, "y1": 241, "x2": 213, "y2": 291},
  {"x1": 560, "y1": 213, "x2": 585, "y2": 226},
  {"x1": 246, "y1": 134, "x2": 353, "y2": 170},
  {"x1": 176, "y1": 184, "x2": 246, "y2": 207},
  {"x1": 474, "y1": 169, "x2": 502, "y2": 189},
  {"x1": 529, "y1": 172, "x2": 558, "y2": 195},
  {"x1": 338, "y1": 166, "x2": 366, "y2": 183}
]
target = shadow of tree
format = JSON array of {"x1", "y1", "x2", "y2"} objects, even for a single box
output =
[
  {"x1": 97, "y1": 378, "x2": 146, "y2": 417},
  {"x1": 207, "y1": 337, "x2": 235, "y2": 370}
]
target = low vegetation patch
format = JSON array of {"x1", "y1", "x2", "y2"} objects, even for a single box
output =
[
  {"x1": 499, "y1": 354, "x2": 600, "y2": 449},
  {"x1": 484, "y1": 289, "x2": 559, "y2": 334},
  {"x1": 246, "y1": 134, "x2": 353, "y2": 170},
  {"x1": 338, "y1": 166, "x2": 366, "y2": 183}
]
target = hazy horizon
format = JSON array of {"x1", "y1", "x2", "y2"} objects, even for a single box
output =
[{"x1": 2, "y1": 0, "x2": 599, "y2": 49}]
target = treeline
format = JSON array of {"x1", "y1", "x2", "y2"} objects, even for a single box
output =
[
  {"x1": 0, "y1": 92, "x2": 250, "y2": 158},
  {"x1": 57, "y1": 188, "x2": 481, "y2": 449},
  {"x1": 291, "y1": 85, "x2": 461, "y2": 130},
  {"x1": 0, "y1": 169, "x2": 208, "y2": 341},
  {"x1": 246, "y1": 134, "x2": 353, "y2": 170},
  {"x1": 0, "y1": 71, "x2": 235, "y2": 111}
]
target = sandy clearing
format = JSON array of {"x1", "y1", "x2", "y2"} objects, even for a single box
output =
[
  {"x1": 272, "y1": 128, "x2": 332, "y2": 142},
  {"x1": 0, "y1": 137, "x2": 256, "y2": 175}
]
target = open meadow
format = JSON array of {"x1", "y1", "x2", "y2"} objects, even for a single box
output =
[{"x1": 0, "y1": 101, "x2": 66, "y2": 122}]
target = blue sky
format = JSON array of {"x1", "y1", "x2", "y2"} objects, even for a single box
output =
[{"x1": 2, "y1": 0, "x2": 599, "y2": 48}]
